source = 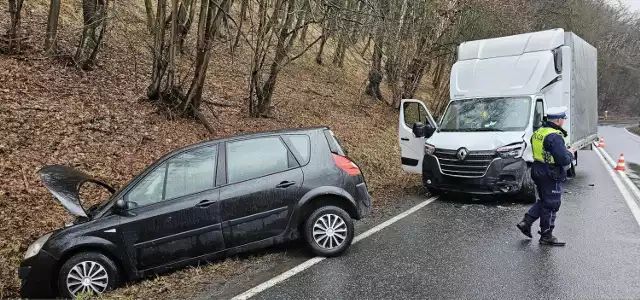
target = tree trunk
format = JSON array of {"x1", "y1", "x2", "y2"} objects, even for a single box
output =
[
  {"x1": 166, "y1": 0, "x2": 179, "y2": 89},
  {"x1": 7, "y1": 0, "x2": 25, "y2": 53},
  {"x1": 74, "y1": 0, "x2": 108, "y2": 70},
  {"x1": 232, "y1": 0, "x2": 248, "y2": 53},
  {"x1": 147, "y1": 0, "x2": 167, "y2": 100},
  {"x1": 315, "y1": 33, "x2": 328, "y2": 65},
  {"x1": 45, "y1": 0, "x2": 61, "y2": 55}
]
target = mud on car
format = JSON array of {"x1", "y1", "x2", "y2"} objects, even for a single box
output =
[{"x1": 18, "y1": 127, "x2": 372, "y2": 298}]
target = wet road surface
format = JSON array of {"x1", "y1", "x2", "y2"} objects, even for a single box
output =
[
  {"x1": 246, "y1": 149, "x2": 640, "y2": 299},
  {"x1": 598, "y1": 125, "x2": 640, "y2": 188}
]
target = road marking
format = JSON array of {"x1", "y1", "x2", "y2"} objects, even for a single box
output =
[
  {"x1": 595, "y1": 144, "x2": 640, "y2": 201},
  {"x1": 229, "y1": 195, "x2": 440, "y2": 300},
  {"x1": 594, "y1": 145, "x2": 640, "y2": 227},
  {"x1": 623, "y1": 126, "x2": 640, "y2": 142}
]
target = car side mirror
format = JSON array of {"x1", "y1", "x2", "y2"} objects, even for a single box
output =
[
  {"x1": 115, "y1": 199, "x2": 126, "y2": 210},
  {"x1": 113, "y1": 199, "x2": 137, "y2": 216},
  {"x1": 425, "y1": 124, "x2": 435, "y2": 139},
  {"x1": 412, "y1": 122, "x2": 426, "y2": 138}
]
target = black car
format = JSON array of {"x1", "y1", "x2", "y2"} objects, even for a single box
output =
[{"x1": 19, "y1": 127, "x2": 372, "y2": 298}]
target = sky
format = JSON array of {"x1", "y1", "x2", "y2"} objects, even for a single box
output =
[{"x1": 613, "y1": 0, "x2": 640, "y2": 12}]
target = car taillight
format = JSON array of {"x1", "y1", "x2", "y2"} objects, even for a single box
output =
[{"x1": 332, "y1": 153, "x2": 361, "y2": 176}]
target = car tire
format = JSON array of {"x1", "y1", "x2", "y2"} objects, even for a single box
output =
[
  {"x1": 57, "y1": 252, "x2": 122, "y2": 299},
  {"x1": 304, "y1": 206, "x2": 354, "y2": 257}
]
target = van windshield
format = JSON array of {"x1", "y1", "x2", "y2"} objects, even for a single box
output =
[{"x1": 439, "y1": 97, "x2": 532, "y2": 132}]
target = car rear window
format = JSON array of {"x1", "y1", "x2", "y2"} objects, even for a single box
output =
[
  {"x1": 323, "y1": 129, "x2": 346, "y2": 156},
  {"x1": 284, "y1": 134, "x2": 311, "y2": 165}
]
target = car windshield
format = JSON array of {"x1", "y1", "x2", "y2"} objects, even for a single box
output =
[{"x1": 439, "y1": 97, "x2": 533, "y2": 132}]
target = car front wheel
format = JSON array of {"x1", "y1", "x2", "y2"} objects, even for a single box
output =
[
  {"x1": 304, "y1": 205, "x2": 354, "y2": 257},
  {"x1": 57, "y1": 252, "x2": 122, "y2": 299}
]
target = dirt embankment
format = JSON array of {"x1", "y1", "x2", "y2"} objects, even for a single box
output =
[{"x1": 0, "y1": 2, "x2": 431, "y2": 297}]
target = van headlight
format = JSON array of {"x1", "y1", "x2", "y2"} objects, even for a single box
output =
[
  {"x1": 425, "y1": 143, "x2": 436, "y2": 155},
  {"x1": 24, "y1": 232, "x2": 53, "y2": 260},
  {"x1": 496, "y1": 142, "x2": 525, "y2": 159}
]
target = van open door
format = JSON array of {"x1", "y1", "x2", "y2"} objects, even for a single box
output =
[{"x1": 399, "y1": 99, "x2": 438, "y2": 174}]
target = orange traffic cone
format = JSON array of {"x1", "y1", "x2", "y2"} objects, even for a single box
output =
[
  {"x1": 599, "y1": 137, "x2": 605, "y2": 148},
  {"x1": 615, "y1": 153, "x2": 626, "y2": 171}
]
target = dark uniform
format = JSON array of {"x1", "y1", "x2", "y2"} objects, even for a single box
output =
[{"x1": 517, "y1": 118, "x2": 574, "y2": 246}]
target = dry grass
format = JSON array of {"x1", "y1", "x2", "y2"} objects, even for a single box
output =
[
  {"x1": 629, "y1": 125, "x2": 640, "y2": 136},
  {"x1": 0, "y1": 1, "x2": 427, "y2": 298}
]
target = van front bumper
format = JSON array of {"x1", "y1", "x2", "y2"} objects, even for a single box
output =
[{"x1": 422, "y1": 155, "x2": 528, "y2": 195}]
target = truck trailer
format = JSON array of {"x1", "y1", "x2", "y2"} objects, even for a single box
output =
[{"x1": 398, "y1": 28, "x2": 598, "y2": 202}]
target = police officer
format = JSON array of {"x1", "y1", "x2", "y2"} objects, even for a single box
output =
[{"x1": 516, "y1": 106, "x2": 575, "y2": 246}]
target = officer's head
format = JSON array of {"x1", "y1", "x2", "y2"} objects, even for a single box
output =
[{"x1": 546, "y1": 106, "x2": 568, "y2": 128}]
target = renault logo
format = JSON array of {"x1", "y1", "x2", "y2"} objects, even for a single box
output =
[{"x1": 456, "y1": 148, "x2": 468, "y2": 161}]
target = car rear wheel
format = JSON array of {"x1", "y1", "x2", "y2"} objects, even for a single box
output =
[
  {"x1": 304, "y1": 206, "x2": 354, "y2": 257},
  {"x1": 57, "y1": 252, "x2": 122, "y2": 299}
]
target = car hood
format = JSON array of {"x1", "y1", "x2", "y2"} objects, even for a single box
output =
[
  {"x1": 38, "y1": 165, "x2": 115, "y2": 218},
  {"x1": 427, "y1": 131, "x2": 525, "y2": 151}
]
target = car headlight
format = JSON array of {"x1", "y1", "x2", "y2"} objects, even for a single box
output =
[
  {"x1": 425, "y1": 143, "x2": 436, "y2": 155},
  {"x1": 496, "y1": 142, "x2": 525, "y2": 159},
  {"x1": 24, "y1": 232, "x2": 53, "y2": 260}
]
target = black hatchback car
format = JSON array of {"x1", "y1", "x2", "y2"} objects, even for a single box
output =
[{"x1": 19, "y1": 126, "x2": 372, "y2": 298}]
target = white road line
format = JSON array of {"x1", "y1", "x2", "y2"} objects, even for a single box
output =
[
  {"x1": 595, "y1": 144, "x2": 640, "y2": 201},
  {"x1": 229, "y1": 195, "x2": 440, "y2": 300},
  {"x1": 623, "y1": 126, "x2": 640, "y2": 142},
  {"x1": 593, "y1": 145, "x2": 640, "y2": 227}
]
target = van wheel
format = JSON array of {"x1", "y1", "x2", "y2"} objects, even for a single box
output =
[
  {"x1": 517, "y1": 166, "x2": 536, "y2": 203},
  {"x1": 304, "y1": 206, "x2": 354, "y2": 257},
  {"x1": 57, "y1": 252, "x2": 122, "y2": 299}
]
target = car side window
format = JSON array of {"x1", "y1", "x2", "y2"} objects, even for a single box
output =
[
  {"x1": 285, "y1": 134, "x2": 311, "y2": 165},
  {"x1": 533, "y1": 99, "x2": 544, "y2": 129},
  {"x1": 226, "y1": 137, "x2": 291, "y2": 184},
  {"x1": 165, "y1": 146, "x2": 217, "y2": 200},
  {"x1": 126, "y1": 145, "x2": 217, "y2": 207},
  {"x1": 403, "y1": 102, "x2": 427, "y2": 128},
  {"x1": 126, "y1": 163, "x2": 166, "y2": 207}
]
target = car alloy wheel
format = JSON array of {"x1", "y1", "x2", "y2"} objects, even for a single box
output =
[
  {"x1": 66, "y1": 260, "x2": 109, "y2": 295},
  {"x1": 58, "y1": 252, "x2": 121, "y2": 299},
  {"x1": 313, "y1": 213, "x2": 348, "y2": 249},
  {"x1": 304, "y1": 205, "x2": 354, "y2": 257}
]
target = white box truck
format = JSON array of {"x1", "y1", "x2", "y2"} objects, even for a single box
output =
[{"x1": 398, "y1": 28, "x2": 598, "y2": 202}]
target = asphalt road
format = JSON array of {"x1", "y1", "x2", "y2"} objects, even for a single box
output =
[
  {"x1": 598, "y1": 125, "x2": 640, "y2": 188},
  {"x1": 246, "y1": 149, "x2": 640, "y2": 299}
]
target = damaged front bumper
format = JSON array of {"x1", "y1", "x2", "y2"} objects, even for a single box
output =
[{"x1": 422, "y1": 155, "x2": 528, "y2": 195}]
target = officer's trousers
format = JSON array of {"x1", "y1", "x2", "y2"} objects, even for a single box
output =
[{"x1": 526, "y1": 173, "x2": 563, "y2": 234}]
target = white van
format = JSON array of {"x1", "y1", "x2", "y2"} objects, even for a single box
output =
[{"x1": 399, "y1": 28, "x2": 598, "y2": 202}]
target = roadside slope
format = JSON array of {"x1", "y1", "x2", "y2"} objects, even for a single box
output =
[{"x1": 0, "y1": 1, "x2": 428, "y2": 297}]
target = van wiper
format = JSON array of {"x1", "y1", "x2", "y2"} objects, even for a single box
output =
[{"x1": 473, "y1": 128, "x2": 504, "y2": 132}]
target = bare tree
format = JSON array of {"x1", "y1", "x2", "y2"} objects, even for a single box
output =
[
  {"x1": 246, "y1": 0, "x2": 325, "y2": 117},
  {"x1": 3, "y1": 0, "x2": 25, "y2": 53},
  {"x1": 44, "y1": 0, "x2": 62, "y2": 55},
  {"x1": 74, "y1": 0, "x2": 109, "y2": 70}
]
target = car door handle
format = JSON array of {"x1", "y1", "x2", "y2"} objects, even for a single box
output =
[
  {"x1": 196, "y1": 200, "x2": 214, "y2": 208},
  {"x1": 401, "y1": 137, "x2": 410, "y2": 141},
  {"x1": 276, "y1": 181, "x2": 296, "y2": 188}
]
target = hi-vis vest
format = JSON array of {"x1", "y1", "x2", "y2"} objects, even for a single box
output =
[{"x1": 532, "y1": 127, "x2": 564, "y2": 164}]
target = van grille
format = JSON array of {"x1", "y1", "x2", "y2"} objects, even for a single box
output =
[{"x1": 433, "y1": 149, "x2": 497, "y2": 177}]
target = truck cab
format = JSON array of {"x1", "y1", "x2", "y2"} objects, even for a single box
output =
[{"x1": 399, "y1": 28, "x2": 597, "y2": 202}]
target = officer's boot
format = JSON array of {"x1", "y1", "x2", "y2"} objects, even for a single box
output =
[
  {"x1": 516, "y1": 214, "x2": 536, "y2": 238},
  {"x1": 539, "y1": 230, "x2": 566, "y2": 246}
]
